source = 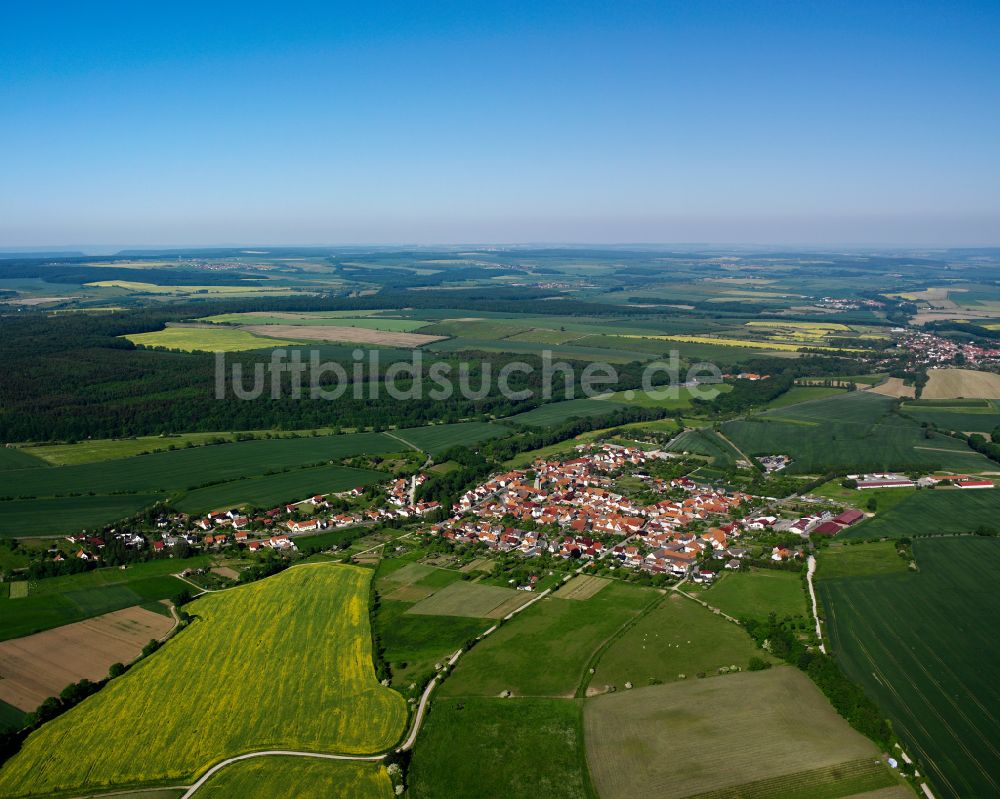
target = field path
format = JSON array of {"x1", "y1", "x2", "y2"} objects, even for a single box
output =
[
  {"x1": 715, "y1": 429, "x2": 754, "y2": 467},
  {"x1": 806, "y1": 555, "x2": 826, "y2": 654},
  {"x1": 384, "y1": 430, "x2": 421, "y2": 452},
  {"x1": 178, "y1": 750, "x2": 385, "y2": 798}
]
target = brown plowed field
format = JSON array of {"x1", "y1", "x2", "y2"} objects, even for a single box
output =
[{"x1": 0, "y1": 606, "x2": 173, "y2": 711}]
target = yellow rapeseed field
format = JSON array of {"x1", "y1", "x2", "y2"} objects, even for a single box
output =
[
  {"x1": 123, "y1": 326, "x2": 302, "y2": 352},
  {"x1": 193, "y1": 757, "x2": 393, "y2": 799},
  {"x1": 0, "y1": 564, "x2": 407, "y2": 798},
  {"x1": 620, "y1": 334, "x2": 863, "y2": 353}
]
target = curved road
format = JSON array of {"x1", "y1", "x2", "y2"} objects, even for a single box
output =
[{"x1": 178, "y1": 750, "x2": 384, "y2": 799}]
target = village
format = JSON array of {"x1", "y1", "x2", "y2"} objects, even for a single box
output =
[
  {"x1": 897, "y1": 330, "x2": 1000, "y2": 367},
  {"x1": 51, "y1": 447, "x2": 993, "y2": 577},
  {"x1": 425, "y1": 443, "x2": 873, "y2": 582}
]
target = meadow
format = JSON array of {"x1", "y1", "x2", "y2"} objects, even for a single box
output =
[
  {"x1": 409, "y1": 697, "x2": 592, "y2": 799},
  {"x1": 588, "y1": 593, "x2": 771, "y2": 690},
  {"x1": 815, "y1": 541, "x2": 909, "y2": 579},
  {"x1": 844, "y1": 489, "x2": 1000, "y2": 538},
  {"x1": 702, "y1": 568, "x2": 808, "y2": 622},
  {"x1": 818, "y1": 537, "x2": 1000, "y2": 799},
  {"x1": 375, "y1": 599, "x2": 491, "y2": 688},
  {"x1": 584, "y1": 667, "x2": 892, "y2": 799},
  {"x1": 0, "y1": 564, "x2": 408, "y2": 797},
  {"x1": 439, "y1": 582, "x2": 656, "y2": 698},
  {"x1": 193, "y1": 757, "x2": 392, "y2": 799}
]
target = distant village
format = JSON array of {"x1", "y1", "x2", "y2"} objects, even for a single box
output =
[{"x1": 899, "y1": 330, "x2": 1000, "y2": 367}]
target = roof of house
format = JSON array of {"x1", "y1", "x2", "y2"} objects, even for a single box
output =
[
  {"x1": 833, "y1": 508, "x2": 864, "y2": 525},
  {"x1": 813, "y1": 521, "x2": 843, "y2": 536}
]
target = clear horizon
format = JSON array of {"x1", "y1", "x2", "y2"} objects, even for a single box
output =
[{"x1": 2, "y1": 1, "x2": 998, "y2": 247}]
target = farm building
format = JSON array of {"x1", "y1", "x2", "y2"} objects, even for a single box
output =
[
  {"x1": 854, "y1": 473, "x2": 915, "y2": 489},
  {"x1": 833, "y1": 508, "x2": 864, "y2": 526},
  {"x1": 812, "y1": 521, "x2": 843, "y2": 536}
]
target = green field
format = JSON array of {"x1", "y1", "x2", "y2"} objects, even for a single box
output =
[
  {"x1": 0, "y1": 449, "x2": 46, "y2": 470},
  {"x1": 193, "y1": 757, "x2": 392, "y2": 799},
  {"x1": 390, "y1": 421, "x2": 512, "y2": 453},
  {"x1": 505, "y1": 398, "x2": 630, "y2": 427},
  {"x1": 440, "y1": 582, "x2": 656, "y2": 698},
  {"x1": 844, "y1": 488, "x2": 1000, "y2": 538},
  {"x1": 0, "y1": 701, "x2": 26, "y2": 734},
  {"x1": 21, "y1": 430, "x2": 350, "y2": 466},
  {"x1": 173, "y1": 463, "x2": 385, "y2": 513},
  {"x1": 764, "y1": 385, "x2": 848, "y2": 409},
  {"x1": 405, "y1": 581, "x2": 526, "y2": 618},
  {"x1": 596, "y1": 383, "x2": 734, "y2": 410},
  {"x1": 375, "y1": 599, "x2": 491, "y2": 687},
  {"x1": 0, "y1": 493, "x2": 165, "y2": 538},
  {"x1": 584, "y1": 667, "x2": 892, "y2": 799},
  {"x1": 426, "y1": 336, "x2": 656, "y2": 363},
  {"x1": 589, "y1": 593, "x2": 771, "y2": 689},
  {"x1": 815, "y1": 542, "x2": 910, "y2": 579},
  {"x1": 665, "y1": 427, "x2": 744, "y2": 467},
  {"x1": 0, "y1": 564, "x2": 408, "y2": 797},
  {"x1": 901, "y1": 405, "x2": 1000, "y2": 434},
  {"x1": 819, "y1": 537, "x2": 1000, "y2": 798},
  {"x1": 723, "y1": 392, "x2": 992, "y2": 474},
  {"x1": 0, "y1": 432, "x2": 403, "y2": 500},
  {"x1": 702, "y1": 568, "x2": 808, "y2": 622},
  {"x1": 409, "y1": 697, "x2": 592, "y2": 799},
  {"x1": 0, "y1": 558, "x2": 206, "y2": 642},
  {"x1": 203, "y1": 312, "x2": 429, "y2": 332}
]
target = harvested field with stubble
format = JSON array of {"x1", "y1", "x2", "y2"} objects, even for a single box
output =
[
  {"x1": 242, "y1": 324, "x2": 447, "y2": 348},
  {"x1": 555, "y1": 575, "x2": 609, "y2": 601},
  {"x1": 584, "y1": 667, "x2": 892, "y2": 799},
  {"x1": 922, "y1": 368, "x2": 1000, "y2": 399},
  {"x1": 0, "y1": 605, "x2": 174, "y2": 712},
  {"x1": 867, "y1": 377, "x2": 916, "y2": 398}
]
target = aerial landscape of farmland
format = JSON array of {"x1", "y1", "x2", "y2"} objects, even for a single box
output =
[
  {"x1": 2, "y1": 3, "x2": 999, "y2": 797},
  {"x1": 3, "y1": 243, "x2": 1000, "y2": 799}
]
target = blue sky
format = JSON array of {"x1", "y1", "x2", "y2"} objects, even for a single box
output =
[{"x1": 1, "y1": 1, "x2": 998, "y2": 247}]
